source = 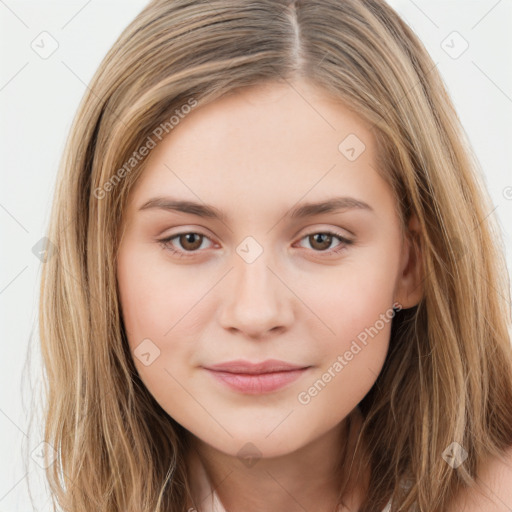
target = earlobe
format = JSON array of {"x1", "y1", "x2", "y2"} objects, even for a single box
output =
[{"x1": 394, "y1": 213, "x2": 424, "y2": 309}]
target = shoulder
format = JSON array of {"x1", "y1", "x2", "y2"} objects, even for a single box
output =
[{"x1": 448, "y1": 445, "x2": 512, "y2": 512}]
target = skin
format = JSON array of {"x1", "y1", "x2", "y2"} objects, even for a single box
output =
[
  {"x1": 116, "y1": 77, "x2": 424, "y2": 511},
  {"x1": 447, "y1": 446, "x2": 512, "y2": 511}
]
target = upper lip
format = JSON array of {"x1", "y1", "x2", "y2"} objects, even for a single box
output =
[{"x1": 204, "y1": 359, "x2": 309, "y2": 375}]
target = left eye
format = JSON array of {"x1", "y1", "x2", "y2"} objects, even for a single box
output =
[
  {"x1": 158, "y1": 230, "x2": 353, "y2": 257},
  {"x1": 295, "y1": 231, "x2": 353, "y2": 253}
]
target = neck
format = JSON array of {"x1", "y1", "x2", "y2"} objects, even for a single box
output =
[{"x1": 185, "y1": 407, "x2": 368, "y2": 512}]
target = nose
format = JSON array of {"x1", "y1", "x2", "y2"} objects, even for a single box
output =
[{"x1": 217, "y1": 250, "x2": 295, "y2": 339}]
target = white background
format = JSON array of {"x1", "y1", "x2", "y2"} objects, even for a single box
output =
[{"x1": 1, "y1": 0, "x2": 511, "y2": 510}]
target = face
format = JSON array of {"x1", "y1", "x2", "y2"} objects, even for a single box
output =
[{"x1": 116, "y1": 78, "x2": 422, "y2": 459}]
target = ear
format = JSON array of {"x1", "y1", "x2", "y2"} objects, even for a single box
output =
[{"x1": 394, "y1": 213, "x2": 424, "y2": 309}]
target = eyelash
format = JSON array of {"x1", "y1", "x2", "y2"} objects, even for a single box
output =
[{"x1": 157, "y1": 230, "x2": 353, "y2": 259}]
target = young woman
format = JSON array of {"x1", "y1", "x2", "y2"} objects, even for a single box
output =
[{"x1": 38, "y1": 1, "x2": 512, "y2": 511}]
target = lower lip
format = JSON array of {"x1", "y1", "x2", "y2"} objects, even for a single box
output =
[{"x1": 205, "y1": 368, "x2": 309, "y2": 394}]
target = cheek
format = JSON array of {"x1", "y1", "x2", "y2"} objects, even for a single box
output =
[
  {"x1": 116, "y1": 246, "x2": 215, "y2": 401},
  {"x1": 117, "y1": 245, "x2": 210, "y2": 345},
  {"x1": 295, "y1": 291, "x2": 394, "y2": 416},
  {"x1": 301, "y1": 251, "x2": 398, "y2": 338},
  {"x1": 296, "y1": 252, "x2": 398, "y2": 392}
]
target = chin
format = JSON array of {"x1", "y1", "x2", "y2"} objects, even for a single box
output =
[{"x1": 202, "y1": 429, "x2": 311, "y2": 461}]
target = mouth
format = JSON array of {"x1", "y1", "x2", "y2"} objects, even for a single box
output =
[{"x1": 202, "y1": 359, "x2": 311, "y2": 394}]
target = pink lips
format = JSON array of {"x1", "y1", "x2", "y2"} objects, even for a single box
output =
[{"x1": 203, "y1": 359, "x2": 310, "y2": 394}]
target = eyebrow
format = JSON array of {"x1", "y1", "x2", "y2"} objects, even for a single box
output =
[{"x1": 138, "y1": 196, "x2": 374, "y2": 222}]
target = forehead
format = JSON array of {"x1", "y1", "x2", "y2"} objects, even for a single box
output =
[
  {"x1": 158, "y1": 80, "x2": 376, "y2": 166},
  {"x1": 126, "y1": 80, "x2": 393, "y2": 223}
]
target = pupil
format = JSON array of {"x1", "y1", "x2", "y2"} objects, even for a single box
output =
[
  {"x1": 313, "y1": 233, "x2": 331, "y2": 250},
  {"x1": 181, "y1": 233, "x2": 202, "y2": 250}
]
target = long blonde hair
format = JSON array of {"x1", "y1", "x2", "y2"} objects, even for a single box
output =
[{"x1": 38, "y1": 1, "x2": 512, "y2": 510}]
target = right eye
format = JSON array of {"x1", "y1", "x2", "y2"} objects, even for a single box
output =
[{"x1": 158, "y1": 232, "x2": 215, "y2": 258}]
